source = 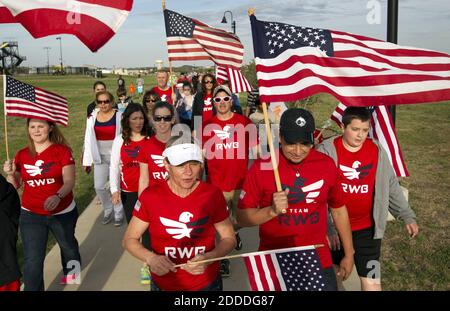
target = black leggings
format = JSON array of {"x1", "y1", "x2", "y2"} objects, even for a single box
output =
[{"x1": 121, "y1": 191, "x2": 150, "y2": 250}]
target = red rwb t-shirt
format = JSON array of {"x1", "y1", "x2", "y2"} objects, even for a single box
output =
[
  {"x1": 133, "y1": 181, "x2": 229, "y2": 291},
  {"x1": 94, "y1": 112, "x2": 117, "y2": 141},
  {"x1": 334, "y1": 137, "x2": 378, "y2": 231},
  {"x1": 137, "y1": 136, "x2": 168, "y2": 186},
  {"x1": 238, "y1": 150, "x2": 345, "y2": 269},
  {"x1": 120, "y1": 138, "x2": 148, "y2": 192},
  {"x1": 202, "y1": 113, "x2": 256, "y2": 192},
  {"x1": 14, "y1": 144, "x2": 75, "y2": 215},
  {"x1": 201, "y1": 93, "x2": 214, "y2": 126},
  {"x1": 151, "y1": 86, "x2": 173, "y2": 104}
]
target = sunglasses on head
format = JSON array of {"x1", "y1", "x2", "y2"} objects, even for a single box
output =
[
  {"x1": 213, "y1": 96, "x2": 231, "y2": 103},
  {"x1": 153, "y1": 115, "x2": 172, "y2": 122},
  {"x1": 97, "y1": 99, "x2": 111, "y2": 104}
]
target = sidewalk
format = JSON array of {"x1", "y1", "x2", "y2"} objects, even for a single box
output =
[{"x1": 44, "y1": 197, "x2": 360, "y2": 291}]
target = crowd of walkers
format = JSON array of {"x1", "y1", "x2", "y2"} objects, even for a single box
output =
[{"x1": 1, "y1": 70, "x2": 418, "y2": 292}]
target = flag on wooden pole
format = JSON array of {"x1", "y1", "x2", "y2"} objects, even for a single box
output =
[
  {"x1": 4, "y1": 76, "x2": 69, "y2": 126},
  {"x1": 164, "y1": 9, "x2": 244, "y2": 69},
  {"x1": 249, "y1": 14, "x2": 450, "y2": 106}
]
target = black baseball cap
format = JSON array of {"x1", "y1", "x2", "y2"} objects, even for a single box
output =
[{"x1": 279, "y1": 108, "x2": 315, "y2": 145}]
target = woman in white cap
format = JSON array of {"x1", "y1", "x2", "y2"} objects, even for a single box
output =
[{"x1": 123, "y1": 135, "x2": 236, "y2": 291}]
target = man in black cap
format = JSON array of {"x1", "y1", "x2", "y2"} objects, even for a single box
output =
[{"x1": 237, "y1": 108, "x2": 354, "y2": 291}]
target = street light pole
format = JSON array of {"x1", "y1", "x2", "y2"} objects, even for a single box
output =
[
  {"x1": 387, "y1": 0, "x2": 398, "y2": 126},
  {"x1": 43, "y1": 47, "x2": 51, "y2": 74},
  {"x1": 56, "y1": 37, "x2": 64, "y2": 73},
  {"x1": 221, "y1": 10, "x2": 236, "y2": 34}
]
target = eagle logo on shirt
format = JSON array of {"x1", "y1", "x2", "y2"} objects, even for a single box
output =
[
  {"x1": 24, "y1": 160, "x2": 54, "y2": 177},
  {"x1": 151, "y1": 154, "x2": 165, "y2": 167},
  {"x1": 339, "y1": 161, "x2": 373, "y2": 180},
  {"x1": 160, "y1": 212, "x2": 209, "y2": 240},
  {"x1": 283, "y1": 177, "x2": 324, "y2": 204},
  {"x1": 204, "y1": 97, "x2": 212, "y2": 106},
  {"x1": 124, "y1": 146, "x2": 140, "y2": 159},
  {"x1": 213, "y1": 125, "x2": 233, "y2": 140}
]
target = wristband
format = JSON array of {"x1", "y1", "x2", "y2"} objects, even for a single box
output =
[{"x1": 56, "y1": 192, "x2": 64, "y2": 200}]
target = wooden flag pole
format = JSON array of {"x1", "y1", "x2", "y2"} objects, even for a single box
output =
[
  {"x1": 173, "y1": 244, "x2": 325, "y2": 268},
  {"x1": 3, "y1": 75, "x2": 10, "y2": 161},
  {"x1": 261, "y1": 101, "x2": 282, "y2": 193},
  {"x1": 162, "y1": 0, "x2": 175, "y2": 99}
]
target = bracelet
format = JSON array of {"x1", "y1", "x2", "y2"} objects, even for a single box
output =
[{"x1": 56, "y1": 192, "x2": 64, "y2": 200}]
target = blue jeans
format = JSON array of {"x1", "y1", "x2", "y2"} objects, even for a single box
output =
[
  {"x1": 151, "y1": 275, "x2": 223, "y2": 291},
  {"x1": 19, "y1": 208, "x2": 81, "y2": 291}
]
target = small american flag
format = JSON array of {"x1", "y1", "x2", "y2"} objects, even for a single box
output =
[
  {"x1": 250, "y1": 14, "x2": 450, "y2": 106},
  {"x1": 4, "y1": 76, "x2": 69, "y2": 126},
  {"x1": 216, "y1": 66, "x2": 252, "y2": 93},
  {"x1": 243, "y1": 245, "x2": 326, "y2": 291},
  {"x1": 331, "y1": 103, "x2": 409, "y2": 177},
  {"x1": 164, "y1": 9, "x2": 244, "y2": 69}
]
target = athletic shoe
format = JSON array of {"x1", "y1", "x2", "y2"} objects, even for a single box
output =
[
  {"x1": 220, "y1": 259, "x2": 231, "y2": 277},
  {"x1": 235, "y1": 232, "x2": 243, "y2": 250},
  {"x1": 140, "y1": 265, "x2": 151, "y2": 285},
  {"x1": 114, "y1": 218, "x2": 123, "y2": 227},
  {"x1": 101, "y1": 213, "x2": 112, "y2": 225}
]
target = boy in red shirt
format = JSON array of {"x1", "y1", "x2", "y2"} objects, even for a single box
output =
[
  {"x1": 237, "y1": 108, "x2": 354, "y2": 291},
  {"x1": 317, "y1": 106, "x2": 419, "y2": 291}
]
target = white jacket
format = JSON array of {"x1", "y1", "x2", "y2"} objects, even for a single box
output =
[
  {"x1": 83, "y1": 110, "x2": 122, "y2": 166},
  {"x1": 109, "y1": 135, "x2": 124, "y2": 194}
]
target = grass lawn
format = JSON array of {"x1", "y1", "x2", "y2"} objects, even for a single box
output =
[{"x1": 0, "y1": 75, "x2": 449, "y2": 290}]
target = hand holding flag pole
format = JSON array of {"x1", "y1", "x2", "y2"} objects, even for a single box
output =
[
  {"x1": 315, "y1": 119, "x2": 332, "y2": 142},
  {"x1": 173, "y1": 244, "x2": 324, "y2": 268}
]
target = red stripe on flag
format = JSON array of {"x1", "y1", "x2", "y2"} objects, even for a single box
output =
[
  {"x1": 265, "y1": 254, "x2": 282, "y2": 291},
  {"x1": 0, "y1": 6, "x2": 16, "y2": 23}
]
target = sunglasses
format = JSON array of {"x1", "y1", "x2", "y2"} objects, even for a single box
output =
[
  {"x1": 213, "y1": 96, "x2": 231, "y2": 103},
  {"x1": 145, "y1": 98, "x2": 156, "y2": 103},
  {"x1": 97, "y1": 99, "x2": 111, "y2": 104},
  {"x1": 204, "y1": 80, "x2": 213, "y2": 84},
  {"x1": 153, "y1": 115, "x2": 172, "y2": 122}
]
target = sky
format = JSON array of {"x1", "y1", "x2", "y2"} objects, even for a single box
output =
[{"x1": 1, "y1": 0, "x2": 449, "y2": 68}]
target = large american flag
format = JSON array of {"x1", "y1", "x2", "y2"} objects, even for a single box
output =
[
  {"x1": 331, "y1": 103, "x2": 408, "y2": 177},
  {"x1": 216, "y1": 66, "x2": 252, "y2": 93},
  {"x1": 164, "y1": 9, "x2": 244, "y2": 69},
  {"x1": 4, "y1": 76, "x2": 69, "y2": 126},
  {"x1": 250, "y1": 14, "x2": 450, "y2": 106},
  {"x1": 243, "y1": 245, "x2": 326, "y2": 291},
  {"x1": 0, "y1": 0, "x2": 133, "y2": 52}
]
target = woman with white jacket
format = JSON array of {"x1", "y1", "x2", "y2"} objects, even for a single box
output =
[
  {"x1": 83, "y1": 91, "x2": 124, "y2": 226},
  {"x1": 109, "y1": 103, "x2": 151, "y2": 224}
]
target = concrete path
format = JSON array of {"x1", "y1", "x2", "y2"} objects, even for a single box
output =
[{"x1": 44, "y1": 197, "x2": 360, "y2": 291}]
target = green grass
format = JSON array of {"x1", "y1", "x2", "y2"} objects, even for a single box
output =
[{"x1": 1, "y1": 75, "x2": 449, "y2": 290}]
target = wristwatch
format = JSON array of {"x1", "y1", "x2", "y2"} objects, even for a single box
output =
[{"x1": 56, "y1": 192, "x2": 64, "y2": 200}]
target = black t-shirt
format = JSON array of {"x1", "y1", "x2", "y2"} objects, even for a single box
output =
[{"x1": 87, "y1": 101, "x2": 96, "y2": 118}]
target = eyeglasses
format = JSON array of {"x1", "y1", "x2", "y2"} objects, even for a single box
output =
[
  {"x1": 213, "y1": 96, "x2": 231, "y2": 103},
  {"x1": 153, "y1": 115, "x2": 172, "y2": 122},
  {"x1": 204, "y1": 80, "x2": 213, "y2": 84},
  {"x1": 97, "y1": 99, "x2": 111, "y2": 104}
]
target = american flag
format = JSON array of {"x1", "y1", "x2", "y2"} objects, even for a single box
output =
[
  {"x1": 243, "y1": 245, "x2": 326, "y2": 291},
  {"x1": 216, "y1": 66, "x2": 252, "y2": 93},
  {"x1": 164, "y1": 9, "x2": 244, "y2": 69},
  {"x1": 331, "y1": 103, "x2": 409, "y2": 177},
  {"x1": 250, "y1": 14, "x2": 450, "y2": 106},
  {"x1": 0, "y1": 0, "x2": 133, "y2": 52},
  {"x1": 4, "y1": 76, "x2": 69, "y2": 126}
]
